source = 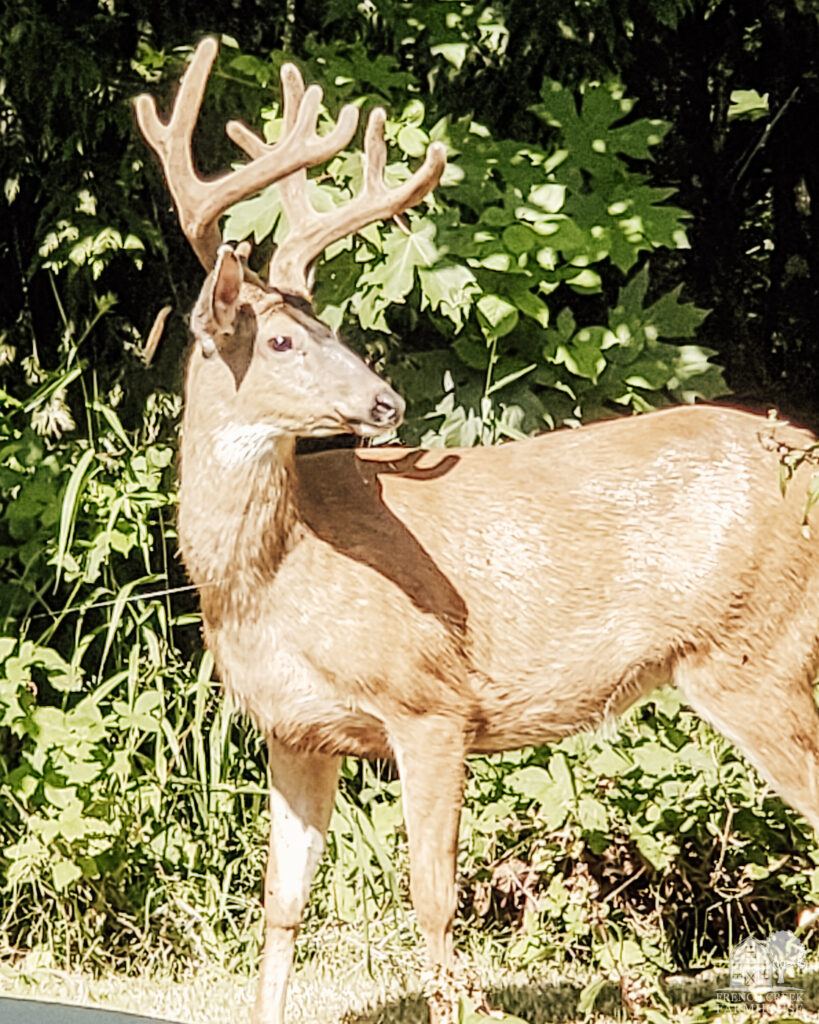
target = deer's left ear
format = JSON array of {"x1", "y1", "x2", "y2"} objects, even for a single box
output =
[{"x1": 211, "y1": 245, "x2": 244, "y2": 329}]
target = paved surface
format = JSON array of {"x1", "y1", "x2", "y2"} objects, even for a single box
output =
[{"x1": 0, "y1": 998, "x2": 177, "y2": 1024}]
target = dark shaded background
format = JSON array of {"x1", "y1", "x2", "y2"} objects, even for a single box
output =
[{"x1": 2, "y1": 0, "x2": 818, "y2": 419}]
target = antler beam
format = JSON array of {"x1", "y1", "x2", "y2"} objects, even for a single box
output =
[
  {"x1": 227, "y1": 70, "x2": 447, "y2": 298},
  {"x1": 134, "y1": 38, "x2": 359, "y2": 270}
]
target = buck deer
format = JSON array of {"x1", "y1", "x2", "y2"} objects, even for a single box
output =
[{"x1": 136, "y1": 39, "x2": 819, "y2": 1024}]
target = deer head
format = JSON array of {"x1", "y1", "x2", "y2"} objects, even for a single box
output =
[
  {"x1": 186, "y1": 244, "x2": 406, "y2": 451},
  {"x1": 135, "y1": 38, "x2": 446, "y2": 445}
]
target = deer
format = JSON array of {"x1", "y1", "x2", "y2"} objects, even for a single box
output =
[{"x1": 135, "y1": 38, "x2": 819, "y2": 1024}]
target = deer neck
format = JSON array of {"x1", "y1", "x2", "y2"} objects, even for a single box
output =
[{"x1": 177, "y1": 355, "x2": 303, "y2": 618}]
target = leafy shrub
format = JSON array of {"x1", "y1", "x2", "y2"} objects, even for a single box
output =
[
  {"x1": 2, "y1": 32, "x2": 814, "y2": 1016},
  {"x1": 459, "y1": 690, "x2": 819, "y2": 978},
  {"x1": 0, "y1": 306, "x2": 269, "y2": 969},
  {"x1": 222, "y1": 40, "x2": 726, "y2": 445}
]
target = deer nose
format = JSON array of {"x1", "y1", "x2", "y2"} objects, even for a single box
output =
[{"x1": 372, "y1": 391, "x2": 405, "y2": 427}]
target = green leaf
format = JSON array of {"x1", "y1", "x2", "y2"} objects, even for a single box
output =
[
  {"x1": 577, "y1": 796, "x2": 608, "y2": 832},
  {"x1": 643, "y1": 286, "x2": 709, "y2": 339},
  {"x1": 453, "y1": 336, "x2": 490, "y2": 370},
  {"x1": 418, "y1": 263, "x2": 480, "y2": 330},
  {"x1": 480, "y1": 206, "x2": 514, "y2": 228},
  {"x1": 507, "y1": 753, "x2": 575, "y2": 829},
  {"x1": 806, "y1": 474, "x2": 819, "y2": 517},
  {"x1": 506, "y1": 765, "x2": 551, "y2": 804},
  {"x1": 534, "y1": 80, "x2": 668, "y2": 182},
  {"x1": 397, "y1": 125, "x2": 429, "y2": 158},
  {"x1": 554, "y1": 307, "x2": 576, "y2": 340},
  {"x1": 555, "y1": 328, "x2": 607, "y2": 382},
  {"x1": 360, "y1": 219, "x2": 439, "y2": 304},
  {"x1": 401, "y1": 99, "x2": 426, "y2": 127},
  {"x1": 729, "y1": 89, "x2": 769, "y2": 122},
  {"x1": 112, "y1": 691, "x2": 161, "y2": 732},
  {"x1": 578, "y1": 977, "x2": 608, "y2": 1016},
  {"x1": 566, "y1": 267, "x2": 602, "y2": 293},
  {"x1": 502, "y1": 224, "x2": 538, "y2": 254},
  {"x1": 223, "y1": 184, "x2": 282, "y2": 243},
  {"x1": 430, "y1": 42, "x2": 469, "y2": 70},
  {"x1": 632, "y1": 740, "x2": 678, "y2": 776},
  {"x1": 631, "y1": 827, "x2": 675, "y2": 870},
  {"x1": 52, "y1": 858, "x2": 82, "y2": 891},
  {"x1": 54, "y1": 447, "x2": 97, "y2": 588},
  {"x1": 459, "y1": 996, "x2": 529, "y2": 1023},
  {"x1": 511, "y1": 289, "x2": 550, "y2": 327},
  {"x1": 529, "y1": 183, "x2": 566, "y2": 213},
  {"x1": 614, "y1": 263, "x2": 650, "y2": 321},
  {"x1": 476, "y1": 294, "x2": 519, "y2": 340},
  {"x1": 37, "y1": 647, "x2": 81, "y2": 693},
  {"x1": 623, "y1": 355, "x2": 676, "y2": 391}
]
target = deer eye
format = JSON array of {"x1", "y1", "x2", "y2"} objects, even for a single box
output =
[{"x1": 268, "y1": 335, "x2": 293, "y2": 352}]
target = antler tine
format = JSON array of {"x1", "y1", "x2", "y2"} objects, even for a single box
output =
[
  {"x1": 134, "y1": 39, "x2": 221, "y2": 268},
  {"x1": 135, "y1": 41, "x2": 359, "y2": 271},
  {"x1": 223, "y1": 64, "x2": 310, "y2": 225},
  {"x1": 230, "y1": 95, "x2": 447, "y2": 298}
]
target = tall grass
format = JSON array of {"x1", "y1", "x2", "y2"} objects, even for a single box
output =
[{"x1": 2, "y1": 279, "x2": 819, "y2": 1024}]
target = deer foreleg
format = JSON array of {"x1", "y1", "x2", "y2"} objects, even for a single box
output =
[
  {"x1": 392, "y1": 714, "x2": 467, "y2": 1024},
  {"x1": 252, "y1": 739, "x2": 339, "y2": 1024}
]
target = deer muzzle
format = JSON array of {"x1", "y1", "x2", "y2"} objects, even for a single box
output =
[
  {"x1": 371, "y1": 391, "x2": 405, "y2": 427},
  {"x1": 340, "y1": 385, "x2": 405, "y2": 437}
]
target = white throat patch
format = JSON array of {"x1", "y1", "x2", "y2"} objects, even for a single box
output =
[{"x1": 213, "y1": 422, "x2": 282, "y2": 468}]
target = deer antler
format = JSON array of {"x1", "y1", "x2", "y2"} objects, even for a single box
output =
[
  {"x1": 227, "y1": 69, "x2": 447, "y2": 298},
  {"x1": 134, "y1": 38, "x2": 359, "y2": 270}
]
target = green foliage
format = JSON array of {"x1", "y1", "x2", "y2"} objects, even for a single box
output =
[
  {"x1": 0, "y1": 289, "x2": 271, "y2": 968},
  {"x1": 0, "y1": 13, "x2": 813, "y2": 1021},
  {"x1": 223, "y1": 43, "x2": 724, "y2": 446},
  {"x1": 459, "y1": 996, "x2": 530, "y2": 1024},
  {"x1": 322, "y1": 690, "x2": 819, "y2": 1004}
]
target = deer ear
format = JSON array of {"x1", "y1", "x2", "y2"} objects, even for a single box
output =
[{"x1": 211, "y1": 245, "x2": 243, "y2": 329}]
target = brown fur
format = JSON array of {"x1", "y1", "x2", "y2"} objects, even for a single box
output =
[
  {"x1": 178, "y1": 260, "x2": 819, "y2": 1024},
  {"x1": 135, "y1": 45, "x2": 819, "y2": 1022}
]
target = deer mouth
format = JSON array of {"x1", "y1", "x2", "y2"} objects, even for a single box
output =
[{"x1": 336, "y1": 391, "x2": 405, "y2": 437}]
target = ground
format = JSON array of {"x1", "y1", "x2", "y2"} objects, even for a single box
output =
[{"x1": 4, "y1": 939, "x2": 819, "y2": 1024}]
